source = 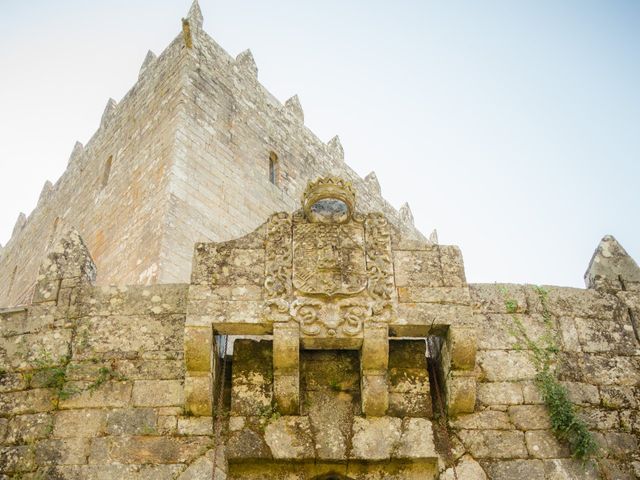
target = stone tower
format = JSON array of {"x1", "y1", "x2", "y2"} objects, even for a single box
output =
[{"x1": 0, "y1": 1, "x2": 423, "y2": 308}]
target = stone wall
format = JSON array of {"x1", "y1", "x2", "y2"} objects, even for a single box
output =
[
  {"x1": 2, "y1": 213, "x2": 639, "y2": 479},
  {"x1": 0, "y1": 2, "x2": 422, "y2": 307}
]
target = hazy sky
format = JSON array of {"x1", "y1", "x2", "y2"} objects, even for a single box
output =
[{"x1": 1, "y1": 0, "x2": 638, "y2": 288}]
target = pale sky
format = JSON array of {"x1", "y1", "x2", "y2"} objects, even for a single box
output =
[{"x1": 1, "y1": 0, "x2": 638, "y2": 288}]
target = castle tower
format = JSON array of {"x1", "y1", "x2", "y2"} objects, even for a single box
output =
[{"x1": 0, "y1": 2, "x2": 423, "y2": 308}]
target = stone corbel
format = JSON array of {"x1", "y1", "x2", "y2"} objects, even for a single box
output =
[{"x1": 442, "y1": 326, "x2": 477, "y2": 415}]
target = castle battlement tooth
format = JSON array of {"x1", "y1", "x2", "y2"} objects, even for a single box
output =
[
  {"x1": 327, "y1": 135, "x2": 344, "y2": 162},
  {"x1": 235, "y1": 49, "x2": 258, "y2": 78},
  {"x1": 284, "y1": 95, "x2": 304, "y2": 123},
  {"x1": 66, "y1": 141, "x2": 84, "y2": 168},
  {"x1": 364, "y1": 171, "x2": 381, "y2": 195},
  {"x1": 100, "y1": 98, "x2": 117, "y2": 128},
  {"x1": 138, "y1": 50, "x2": 157, "y2": 79}
]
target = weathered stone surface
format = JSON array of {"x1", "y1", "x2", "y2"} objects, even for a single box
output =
[
  {"x1": 35, "y1": 438, "x2": 90, "y2": 465},
  {"x1": 561, "y1": 381, "x2": 600, "y2": 406},
  {"x1": 525, "y1": 430, "x2": 570, "y2": 459},
  {"x1": 264, "y1": 416, "x2": 314, "y2": 460},
  {"x1": 458, "y1": 429, "x2": 527, "y2": 459},
  {"x1": 105, "y1": 409, "x2": 156, "y2": 436},
  {"x1": 477, "y1": 350, "x2": 537, "y2": 382},
  {"x1": 470, "y1": 283, "x2": 527, "y2": 314},
  {"x1": 177, "y1": 416, "x2": 213, "y2": 436},
  {"x1": 394, "y1": 418, "x2": 437, "y2": 459},
  {"x1": 477, "y1": 382, "x2": 523, "y2": 405},
  {"x1": 440, "y1": 454, "x2": 487, "y2": 480},
  {"x1": 92, "y1": 436, "x2": 209, "y2": 464},
  {"x1": 600, "y1": 385, "x2": 638, "y2": 409},
  {"x1": 132, "y1": 380, "x2": 183, "y2": 407},
  {"x1": 59, "y1": 381, "x2": 132, "y2": 409},
  {"x1": 451, "y1": 410, "x2": 512, "y2": 430},
  {"x1": 508, "y1": 404, "x2": 551, "y2": 430},
  {"x1": 351, "y1": 417, "x2": 402, "y2": 460},
  {"x1": 2, "y1": 413, "x2": 52, "y2": 445},
  {"x1": 483, "y1": 459, "x2": 544, "y2": 480},
  {"x1": 49, "y1": 464, "x2": 185, "y2": 479},
  {"x1": 581, "y1": 354, "x2": 640, "y2": 386},
  {"x1": 0, "y1": 445, "x2": 36, "y2": 473},
  {"x1": 543, "y1": 459, "x2": 600, "y2": 480},
  {"x1": 307, "y1": 390, "x2": 353, "y2": 460},
  {"x1": 226, "y1": 427, "x2": 271, "y2": 461},
  {"x1": 0, "y1": 388, "x2": 57, "y2": 415}
]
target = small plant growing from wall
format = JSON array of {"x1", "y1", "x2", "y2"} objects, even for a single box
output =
[{"x1": 503, "y1": 286, "x2": 598, "y2": 460}]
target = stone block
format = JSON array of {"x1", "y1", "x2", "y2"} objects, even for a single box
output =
[
  {"x1": 388, "y1": 392, "x2": 432, "y2": 418},
  {"x1": 447, "y1": 371, "x2": 476, "y2": 415},
  {"x1": 458, "y1": 429, "x2": 527, "y2": 458},
  {"x1": 470, "y1": 283, "x2": 527, "y2": 314},
  {"x1": 394, "y1": 418, "x2": 437, "y2": 459},
  {"x1": 306, "y1": 390, "x2": 353, "y2": 461},
  {"x1": 361, "y1": 373, "x2": 388, "y2": 416},
  {"x1": 351, "y1": 416, "x2": 402, "y2": 460},
  {"x1": 604, "y1": 431, "x2": 638, "y2": 459},
  {"x1": 226, "y1": 427, "x2": 272, "y2": 462},
  {"x1": 74, "y1": 315, "x2": 183, "y2": 359},
  {"x1": 397, "y1": 286, "x2": 471, "y2": 305},
  {"x1": 508, "y1": 405, "x2": 551, "y2": 430},
  {"x1": 0, "y1": 445, "x2": 36, "y2": 473},
  {"x1": 184, "y1": 326, "x2": 213, "y2": 373},
  {"x1": 2, "y1": 413, "x2": 52, "y2": 445},
  {"x1": 440, "y1": 454, "x2": 487, "y2": 480},
  {"x1": 177, "y1": 416, "x2": 213, "y2": 435},
  {"x1": 581, "y1": 354, "x2": 640, "y2": 386},
  {"x1": 525, "y1": 430, "x2": 570, "y2": 458},
  {"x1": 477, "y1": 382, "x2": 523, "y2": 405},
  {"x1": 184, "y1": 375, "x2": 212, "y2": 416},
  {"x1": 451, "y1": 410, "x2": 513, "y2": 430},
  {"x1": 52, "y1": 412, "x2": 104, "y2": 444},
  {"x1": 361, "y1": 326, "x2": 388, "y2": 373},
  {"x1": 132, "y1": 380, "x2": 183, "y2": 407},
  {"x1": 599, "y1": 385, "x2": 637, "y2": 409},
  {"x1": 393, "y1": 249, "x2": 443, "y2": 288},
  {"x1": 273, "y1": 373, "x2": 299, "y2": 415},
  {"x1": 483, "y1": 459, "x2": 544, "y2": 480},
  {"x1": 543, "y1": 458, "x2": 600, "y2": 480},
  {"x1": 439, "y1": 245, "x2": 467, "y2": 286},
  {"x1": 59, "y1": 381, "x2": 132, "y2": 409},
  {"x1": 560, "y1": 381, "x2": 600, "y2": 406},
  {"x1": 272, "y1": 323, "x2": 299, "y2": 375},
  {"x1": 105, "y1": 408, "x2": 157, "y2": 435},
  {"x1": 264, "y1": 416, "x2": 314, "y2": 460},
  {"x1": 574, "y1": 317, "x2": 638, "y2": 355},
  {"x1": 35, "y1": 438, "x2": 90, "y2": 465},
  {"x1": 477, "y1": 350, "x2": 536, "y2": 382},
  {"x1": 0, "y1": 388, "x2": 57, "y2": 415},
  {"x1": 447, "y1": 326, "x2": 477, "y2": 370},
  {"x1": 99, "y1": 436, "x2": 210, "y2": 464}
]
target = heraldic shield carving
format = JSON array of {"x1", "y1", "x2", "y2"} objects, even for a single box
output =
[
  {"x1": 264, "y1": 177, "x2": 396, "y2": 348},
  {"x1": 262, "y1": 176, "x2": 396, "y2": 415}
]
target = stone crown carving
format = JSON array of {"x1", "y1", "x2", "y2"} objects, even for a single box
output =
[{"x1": 302, "y1": 176, "x2": 356, "y2": 223}]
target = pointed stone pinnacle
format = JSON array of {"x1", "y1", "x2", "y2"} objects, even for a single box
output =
[
  {"x1": 100, "y1": 98, "x2": 117, "y2": 127},
  {"x1": 399, "y1": 202, "x2": 414, "y2": 226},
  {"x1": 67, "y1": 141, "x2": 84, "y2": 167},
  {"x1": 12, "y1": 212, "x2": 27, "y2": 238},
  {"x1": 139, "y1": 50, "x2": 157, "y2": 79},
  {"x1": 37, "y1": 180, "x2": 54, "y2": 206},
  {"x1": 187, "y1": 0, "x2": 204, "y2": 29},
  {"x1": 236, "y1": 49, "x2": 258, "y2": 78},
  {"x1": 327, "y1": 135, "x2": 344, "y2": 161},
  {"x1": 429, "y1": 229, "x2": 439, "y2": 245},
  {"x1": 364, "y1": 171, "x2": 381, "y2": 195},
  {"x1": 284, "y1": 95, "x2": 304, "y2": 123},
  {"x1": 585, "y1": 235, "x2": 640, "y2": 292}
]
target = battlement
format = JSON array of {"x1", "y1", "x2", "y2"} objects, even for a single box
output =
[{"x1": 0, "y1": 1, "x2": 424, "y2": 308}]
